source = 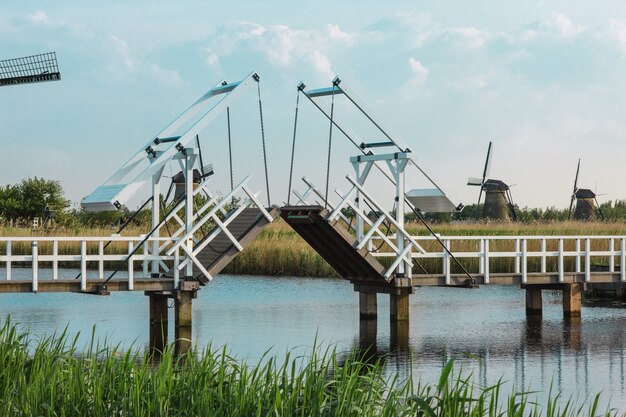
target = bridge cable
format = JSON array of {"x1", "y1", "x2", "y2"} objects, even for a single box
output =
[
  {"x1": 254, "y1": 74, "x2": 271, "y2": 207},
  {"x1": 324, "y1": 84, "x2": 337, "y2": 209},
  {"x1": 196, "y1": 134, "x2": 205, "y2": 178},
  {"x1": 287, "y1": 88, "x2": 302, "y2": 205},
  {"x1": 73, "y1": 195, "x2": 154, "y2": 280},
  {"x1": 407, "y1": 204, "x2": 476, "y2": 286},
  {"x1": 104, "y1": 191, "x2": 187, "y2": 284},
  {"x1": 360, "y1": 197, "x2": 428, "y2": 274},
  {"x1": 227, "y1": 107, "x2": 234, "y2": 191}
]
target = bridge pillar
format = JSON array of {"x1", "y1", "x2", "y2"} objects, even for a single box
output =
[
  {"x1": 562, "y1": 283, "x2": 582, "y2": 317},
  {"x1": 147, "y1": 292, "x2": 169, "y2": 355},
  {"x1": 390, "y1": 289, "x2": 410, "y2": 322},
  {"x1": 359, "y1": 291, "x2": 377, "y2": 319},
  {"x1": 525, "y1": 287, "x2": 543, "y2": 316},
  {"x1": 174, "y1": 290, "x2": 194, "y2": 356},
  {"x1": 390, "y1": 320, "x2": 409, "y2": 351}
]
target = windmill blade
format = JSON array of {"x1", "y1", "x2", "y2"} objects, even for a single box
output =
[
  {"x1": 482, "y1": 141, "x2": 493, "y2": 183},
  {"x1": 568, "y1": 193, "x2": 575, "y2": 220},
  {"x1": 474, "y1": 188, "x2": 483, "y2": 219},
  {"x1": 573, "y1": 158, "x2": 580, "y2": 194},
  {"x1": 505, "y1": 189, "x2": 517, "y2": 221},
  {"x1": 467, "y1": 177, "x2": 483, "y2": 186}
]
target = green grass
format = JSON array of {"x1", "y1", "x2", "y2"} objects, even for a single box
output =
[{"x1": 0, "y1": 318, "x2": 621, "y2": 416}]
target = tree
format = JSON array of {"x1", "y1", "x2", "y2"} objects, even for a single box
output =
[{"x1": 0, "y1": 177, "x2": 70, "y2": 220}]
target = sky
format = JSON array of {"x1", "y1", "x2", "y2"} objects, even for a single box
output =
[{"x1": 2, "y1": 1, "x2": 626, "y2": 211}]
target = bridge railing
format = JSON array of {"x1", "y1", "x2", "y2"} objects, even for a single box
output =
[
  {"x1": 165, "y1": 175, "x2": 272, "y2": 282},
  {"x1": 328, "y1": 176, "x2": 429, "y2": 279},
  {"x1": 0, "y1": 235, "x2": 175, "y2": 292},
  {"x1": 368, "y1": 235, "x2": 626, "y2": 284}
]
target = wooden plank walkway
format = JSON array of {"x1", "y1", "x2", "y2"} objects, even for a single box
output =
[
  {"x1": 193, "y1": 207, "x2": 279, "y2": 283},
  {"x1": 280, "y1": 206, "x2": 391, "y2": 286}
]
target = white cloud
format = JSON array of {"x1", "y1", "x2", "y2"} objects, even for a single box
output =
[
  {"x1": 443, "y1": 26, "x2": 490, "y2": 48},
  {"x1": 27, "y1": 10, "x2": 49, "y2": 25},
  {"x1": 408, "y1": 57, "x2": 429, "y2": 77},
  {"x1": 312, "y1": 50, "x2": 333, "y2": 79},
  {"x1": 150, "y1": 64, "x2": 182, "y2": 84},
  {"x1": 203, "y1": 22, "x2": 348, "y2": 78},
  {"x1": 109, "y1": 35, "x2": 137, "y2": 73},
  {"x1": 205, "y1": 49, "x2": 220, "y2": 68},
  {"x1": 543, "y1": 13, "x2": 587, "y2": 38},
  {"x1": 606, "y1": 19, "x2": 626, "y2": 49},
  {"x1": 327, "y1": 24, "x2": 356, "y2": 46}
]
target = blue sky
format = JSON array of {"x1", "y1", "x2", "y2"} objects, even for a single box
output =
[{"x1": 2, "y1": 1, "x2": 626, "y2": 210}]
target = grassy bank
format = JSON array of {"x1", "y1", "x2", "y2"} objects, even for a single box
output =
[
  {"x1": 2, "y1": 221, "x2": 626, "y2": 277},
  {"x1": 0, "y1": 318, "x2": 618, "y2": 417}
]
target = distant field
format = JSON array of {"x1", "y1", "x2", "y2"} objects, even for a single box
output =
[{"x1": 2, "y1": 220, "x2": 626, "y2": 277}]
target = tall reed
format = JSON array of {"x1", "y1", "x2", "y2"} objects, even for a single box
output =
[{"x1": 0, "y1": 318, "x2": 620, "y2": 416}]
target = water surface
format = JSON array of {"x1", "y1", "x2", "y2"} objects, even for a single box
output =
[{"x1": 3, "y1": 269, "x2": 626, "y2": 410}]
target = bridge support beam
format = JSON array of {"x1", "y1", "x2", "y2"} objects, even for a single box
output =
[
  {"x1": 148, "y1": 293, "x2": 169, "y2": 355},
  {"x1": 562, "y1": 283, "x2": 582, "y2": 317},
  {"x1": 525, "y1": 287, "x2": 543, "y2": 316},
  {"x1": 174, "y1": 290, "x2": 194, "y2": 356},
  {"x1": 359, "y1": 291, "x2": 377, "y2": 319},
  {"x1": 390, "y1": 289, "x2": 410, "y2": 322}
]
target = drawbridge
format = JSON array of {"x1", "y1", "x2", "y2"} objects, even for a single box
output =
[
  {"x1": 0, "y1": 71, "x2": 277, "y2": 354},
  {"x1": 279, "y1": 77, "x2": 624, "y2": 323},
  {"x1": 2, "y1": 72, "x2": 626, "y2": 354}
]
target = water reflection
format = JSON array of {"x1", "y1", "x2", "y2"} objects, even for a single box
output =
[{"x1": 2, "y1": 270, "x2": 626, "y2": 410}]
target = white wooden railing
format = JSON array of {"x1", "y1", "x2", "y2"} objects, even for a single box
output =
[
  {"x1": 293, "y1": 177, "x2": 626, "y2": 285},
  {"x1": 166, "y1": 175, "x2": 272, "y2": 282},
  {"x1": 0, "y1": 235, "x2": 176, "y2": 292},
  {"x1": 370, "y1": 235, "x2": 626, "y2": 285},
  {"x1": 0, "y1": 176, "x2": 272, "y2": 291}
]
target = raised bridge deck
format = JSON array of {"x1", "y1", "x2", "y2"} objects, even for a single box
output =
[{"x1": 191, "y1": 207, "x2": 278, "y2": 283}]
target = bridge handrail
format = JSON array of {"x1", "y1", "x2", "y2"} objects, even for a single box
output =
[
  {"x1": 165, "y1": 175, "x2": 272, "y2": 282},
  {"x1": 406, "y1": 235, "x2": 626, "y2": 240},
  {"x1": 367, "y1": 234, "x2": 626, "y2": 285},
  {"x1": 328, "y1": 176, "x2": 433, "y2": 279},
  {"x1": 0, "y1": 235, "x2": 175, "y2": 292}
]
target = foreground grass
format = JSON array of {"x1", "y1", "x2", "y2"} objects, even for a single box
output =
[
  {"x1": 3, "y1": 220, "x2": 626, "y2": 277},
  {"x1": 0, "y1": 319, "x2": 620, "y2": 417}
]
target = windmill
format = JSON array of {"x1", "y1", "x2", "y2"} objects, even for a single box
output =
[
  {"x1": 568, "y1": 159, "x2": 603, "y2": 221},
  {"x1": 0, "y1": 52, "x2": 61, "y2": 87},
  {"x1": 467, "y1": 141, "x2": 517, "y2": 221}
]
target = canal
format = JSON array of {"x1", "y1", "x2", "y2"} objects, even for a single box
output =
[{"x1": 3, "y1": 269, "x2": 626, "y2": 411}]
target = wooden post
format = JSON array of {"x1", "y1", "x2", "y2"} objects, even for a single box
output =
[
  {"x1": 390, "y1": 289, "x2": 410, "y2": 322},
  {"x1": 148, "y1": 293, "x2": 169, "y2": 355},
  {"x1": 562, "y1": 283, "x2": 582, "y2": 317},
  {"x1": 525, "y1": 287, "x2": 543, "y2": 316},
  {"x1": 359, "y1": 291, "x2": 377, "y2": 319},
  {"x1": 175, "y1": 290, "x2": 193, "y2": 356}
]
